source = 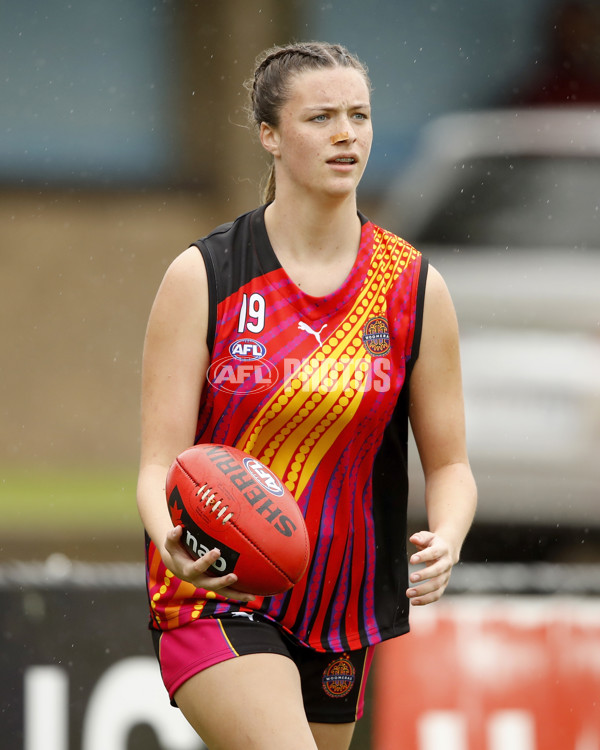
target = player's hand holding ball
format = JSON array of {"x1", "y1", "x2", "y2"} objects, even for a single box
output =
[{"x1": 163, "y1": 523, "x2": 256, "y2": 602}]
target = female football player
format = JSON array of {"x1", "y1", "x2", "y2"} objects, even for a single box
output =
[{"x1": 137, "y1": 41, "x2": 477, "y2": 750}]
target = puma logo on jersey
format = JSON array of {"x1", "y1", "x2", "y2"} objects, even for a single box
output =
[{"x1": 298, "y1": 321, "x2": 327, "y2": 347}]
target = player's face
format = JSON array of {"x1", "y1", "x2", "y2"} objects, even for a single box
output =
[{"x1": 262, "y1": 66, "x2": 373, "y2": 199}]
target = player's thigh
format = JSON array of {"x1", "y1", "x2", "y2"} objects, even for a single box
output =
[
  {"x1": 310, "y1": 720, "x2": 356, "y2": 750},
  {"x1": 174, "y1": 652, "x2": 318, "y2": 750}
]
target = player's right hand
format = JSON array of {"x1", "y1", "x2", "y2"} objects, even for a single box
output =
[{"x1": 163, "y1": 525, "x2": 256, "y2": 602}]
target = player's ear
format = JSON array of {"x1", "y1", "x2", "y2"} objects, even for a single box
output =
[{"x1": 260, "y1": 122, "x2": 280, "y2": 157}]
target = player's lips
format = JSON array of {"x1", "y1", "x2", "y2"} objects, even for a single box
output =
[{"x1": 326, "y1": 153, "x2": 359, "y2": 168}]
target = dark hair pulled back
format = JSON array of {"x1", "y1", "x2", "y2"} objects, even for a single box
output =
[{"x1": 246, "y1": 42, "x2": 370, "y2": 203}]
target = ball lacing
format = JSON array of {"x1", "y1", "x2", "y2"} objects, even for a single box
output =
[{"x1": 196, "y1": 484, "x2": 233, "y2": 524}]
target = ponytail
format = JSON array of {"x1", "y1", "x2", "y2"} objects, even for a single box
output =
[{"x1": 262, "y1": 162, "x2": 276, "y2": 204}]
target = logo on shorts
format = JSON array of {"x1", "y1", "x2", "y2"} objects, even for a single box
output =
[
  {"x1": 321, "y1": 654, "x2": 356, "y2": 699},
  {"x1": 362, "y1": 316, "x2": 391, "y2": 357}
]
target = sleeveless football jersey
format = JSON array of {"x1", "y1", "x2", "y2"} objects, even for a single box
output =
[{"x1": 145, "y1": 205, "x2": 428, "y2": 652}]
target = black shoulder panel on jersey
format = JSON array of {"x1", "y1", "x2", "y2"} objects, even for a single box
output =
[
  {"x1": 190, "y1": 205, "x2": 280, "y2": 353},
  {"x1": 405, "y1": 256, "x2": 429, "y2": 379}
]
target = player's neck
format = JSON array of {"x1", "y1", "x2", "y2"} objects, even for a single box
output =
[
  {"x1": 264, "y1": 193, "x2": 360, "y2": 266},
  {"x1": 264, "y1": 196, "x2": 362, "y2": 296}
]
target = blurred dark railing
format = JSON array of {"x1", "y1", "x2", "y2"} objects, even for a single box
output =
[{"x1": 2, "y1": 557, "x2": 600, "y2": 594}]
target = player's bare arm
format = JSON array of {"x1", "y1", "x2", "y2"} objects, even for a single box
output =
[
  {"x1": 407, "y1": 265, "x2": 477, "y2": 605},
  {"x1": 136, "y1": 247, "x2": 254, "y2": 601}
]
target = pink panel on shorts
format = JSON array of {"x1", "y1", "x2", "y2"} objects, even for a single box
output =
[{"x1": 158, "y1": 618, "x2": 239, "y2": 699}]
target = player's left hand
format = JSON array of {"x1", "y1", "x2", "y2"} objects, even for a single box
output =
[{"x1": 406, "y1": 530, "x2": 457, "y2": 606}]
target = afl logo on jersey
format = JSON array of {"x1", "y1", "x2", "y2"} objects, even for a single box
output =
[
  {"x1": 243, "y1": 457, "x2": 285, "y2": 497},
  {"x1": 362, "y1": 316, "x2": 391, "y2": 357},
  {"x1": 229, "y1": 339, "x2": 267, "y2": 360},
  {"x1": 321, "y1": 655, "x2": 356, "y2": 699},
  {"x1": 207, "y1": 354, "x2": 278, "y2": 394}
]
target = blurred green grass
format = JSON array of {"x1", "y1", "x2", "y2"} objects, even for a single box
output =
[{"x1": 0, "y1": 467, "x2": 141, "y2": 532}]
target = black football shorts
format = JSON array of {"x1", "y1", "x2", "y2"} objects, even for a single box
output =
[{"x1": 152, "y1": 613, "x2": 374, "y2": 723}]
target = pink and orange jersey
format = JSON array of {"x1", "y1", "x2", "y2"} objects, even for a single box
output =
[{"x1": 145, "y1": 206, "x2": 428, "y2": 652}]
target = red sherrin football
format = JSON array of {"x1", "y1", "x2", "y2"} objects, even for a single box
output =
[{"x1": 166, "y1": 443, "x2": 310, "y2": 596}]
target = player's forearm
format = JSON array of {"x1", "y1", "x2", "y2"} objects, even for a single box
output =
[
  {"x1": 136, "y1": 462, "x2": 174, "y2": 553},
  {"x1": 423, "y1": 461, "x2": 477, "y2": 562}
]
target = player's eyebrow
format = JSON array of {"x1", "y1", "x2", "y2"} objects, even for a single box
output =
[{"x1": 304, "y1": 102, "x2": 371, "y2": 112}]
